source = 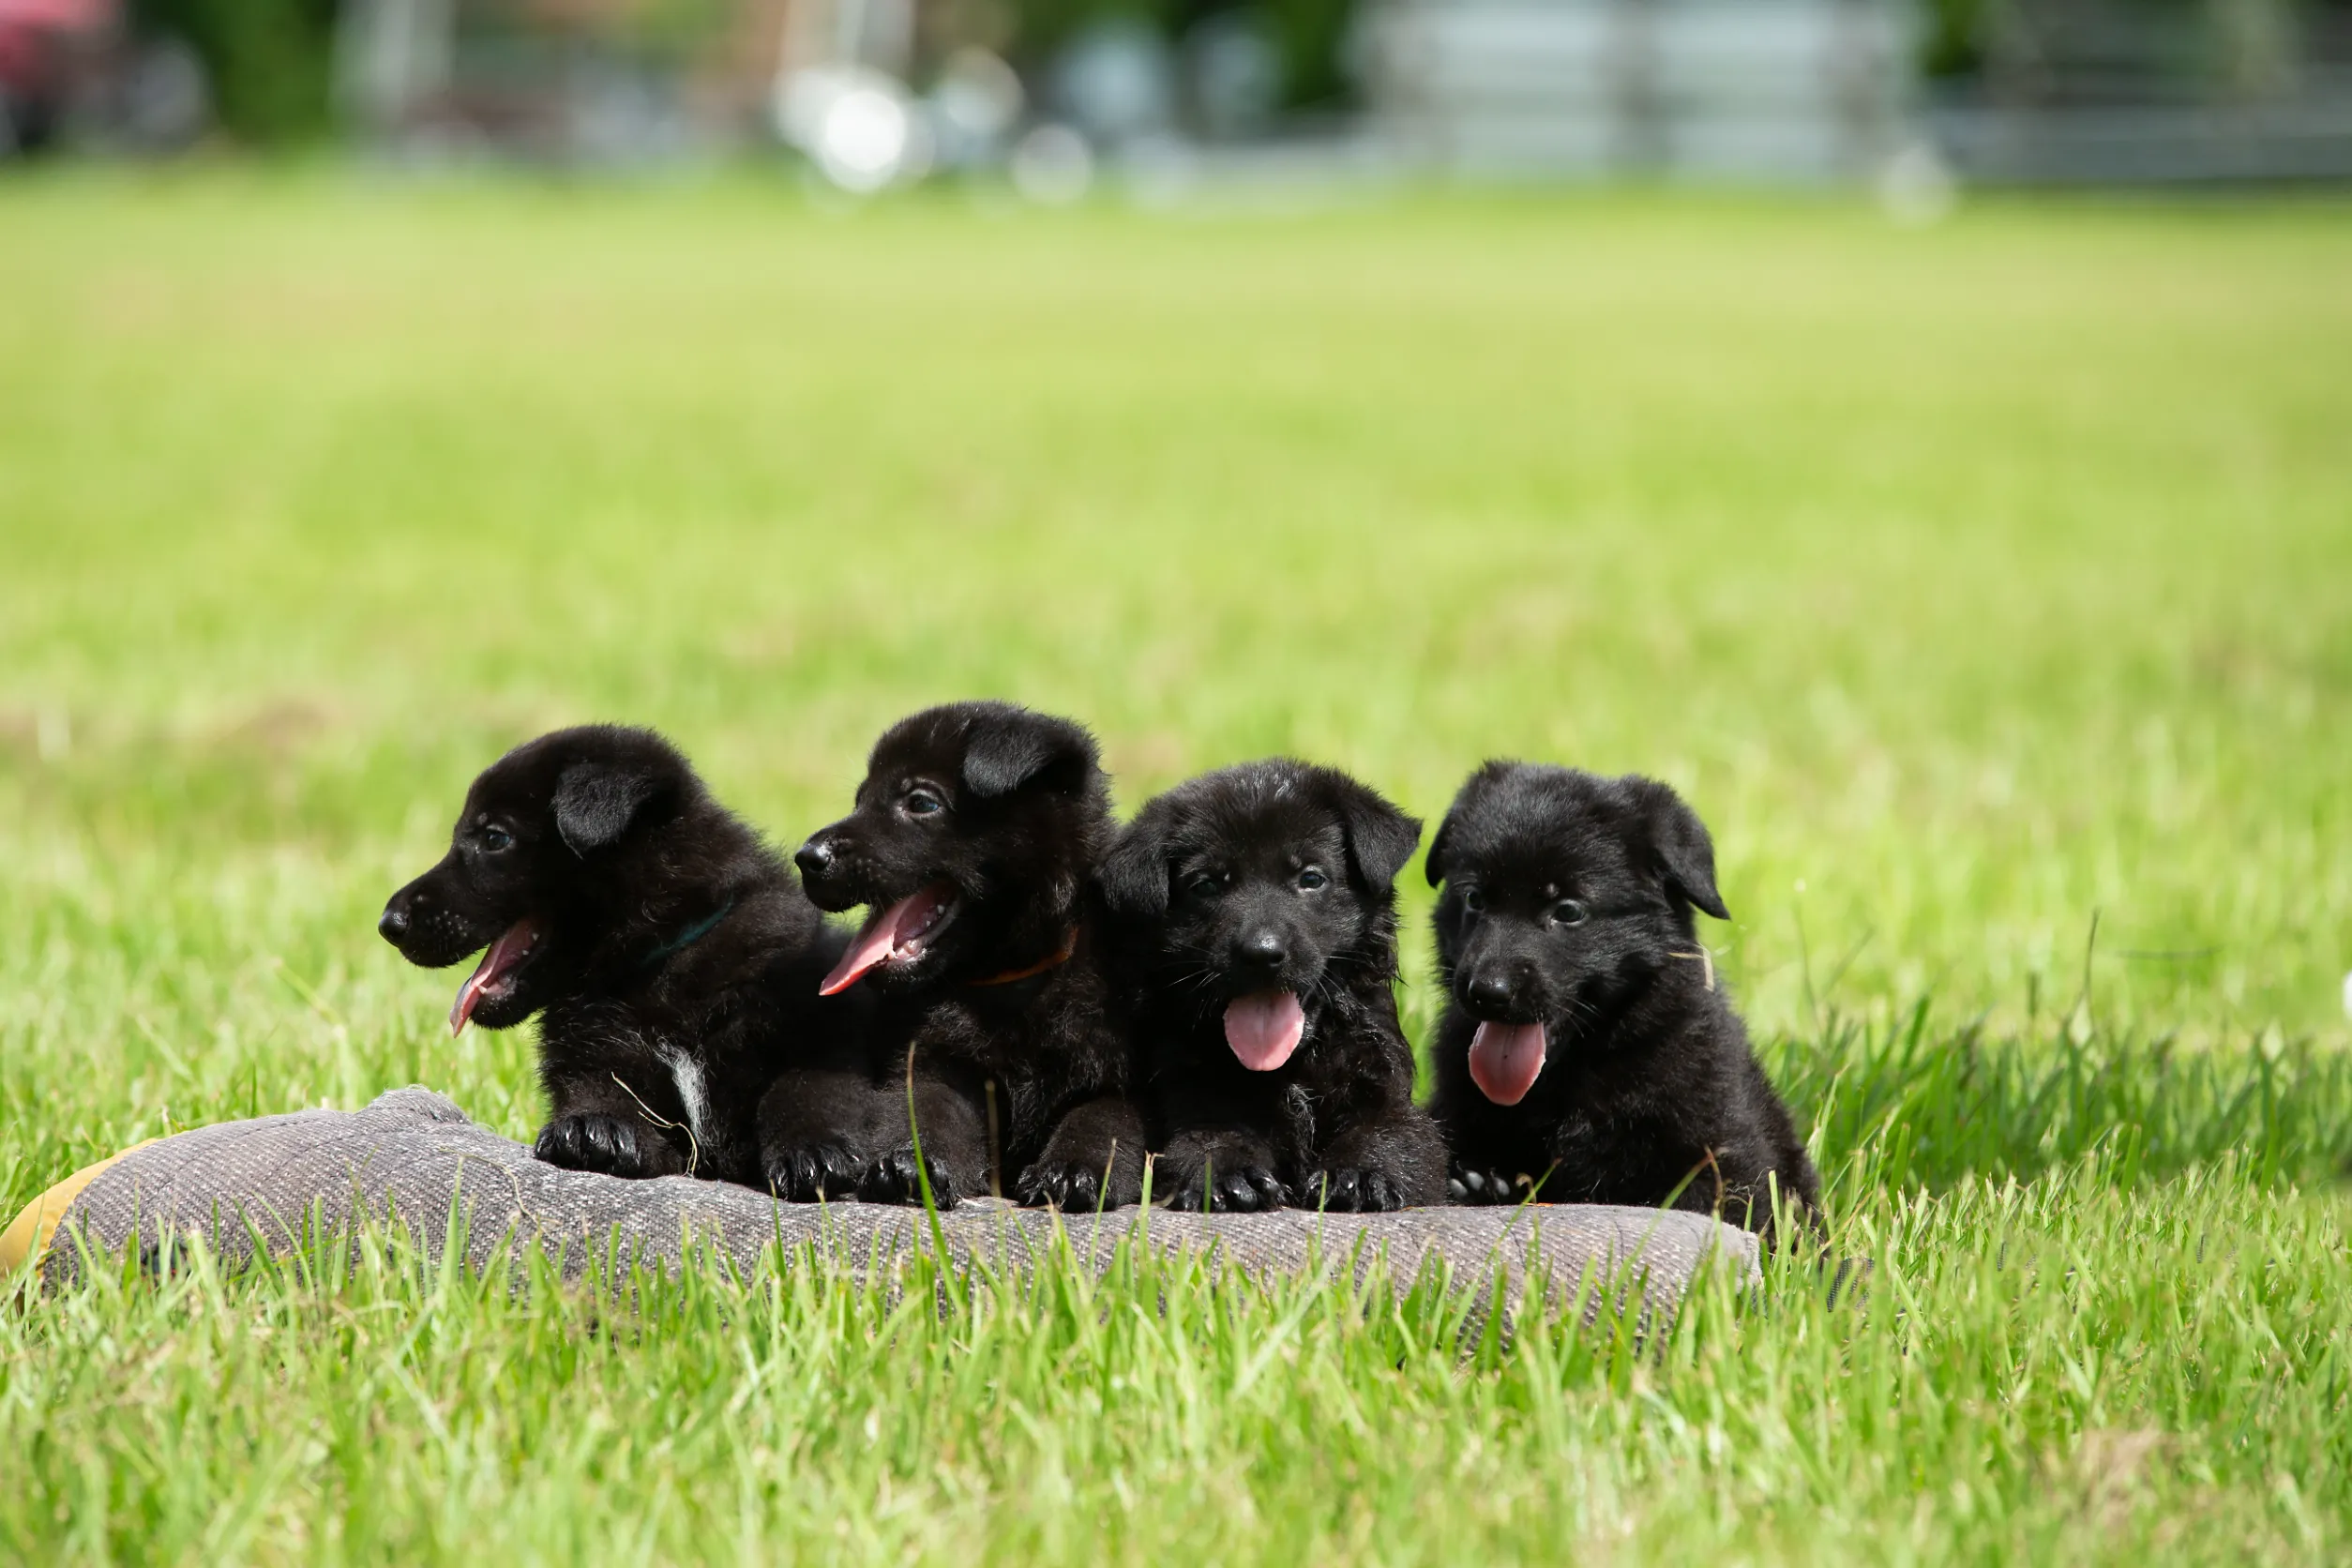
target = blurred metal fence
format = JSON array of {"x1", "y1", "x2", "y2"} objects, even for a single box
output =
[
  {"x1": 9, "y1": 0, "x2": 2352, "y2": 183},
  {"x1": 1939, "y1": 0, "x2": 2352, "y2": 181},
  {"x1": 1355, "y1": 0, "x2": 2352, "y2": 184},
  {"x1": 1355, "y1": 0, "x2": 1922, "y2": 181}
]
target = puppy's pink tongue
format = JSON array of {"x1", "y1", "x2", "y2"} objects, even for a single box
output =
[
  {"x1": 1468, "y1": 1021, "x2": 1547, "y2": 1106},
  {"x1": 1224, "y1": 989, "x2": 1305, "y2": 1072},
  {"x1": 449, "y1": 918, "x2": 540, "y2": 1037},
  {"x1": 818, "y1": 885, "x2": 947, "y2": 996}
]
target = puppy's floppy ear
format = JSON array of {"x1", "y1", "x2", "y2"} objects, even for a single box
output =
[
  {"x1": 1628, "y1": 777, "x2": 1730, "y2": 922},
  {"x1": 1425, "y1": 760, "x2": 1515, "y2": 887},
  {"x1": 1095, "y1": 815, "x2": 1170, "y2": 922},
  {"x1": 1424, "y1": 807, "x2": 1458, "y2": 888},
  {"x1": 553, "y1": 761, "x2": 668, "y2": 857},
  {"x1": 1322, "y1": 772, "x2": 1422, "y2": 892},
  {"x1": 962, "y1": 712, "x2": 1099, "y2": 800}
]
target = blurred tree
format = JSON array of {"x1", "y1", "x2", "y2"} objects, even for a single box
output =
[
  {"x1": 1264, "y1": 0, "x2": 1350, "y2": 109},
  {"x1": 1922, "y1": 0, "x2": 1987, "y2": 77},
  {"x1": 626, "y1": 0, "x2": 733, "y2": 61},
  {"x1": 1163, "y1": 0, "x2": 1354, "y2": 110},
  {"x1": 1006, "y1": 0, "x2": 1164, "y2": 68},
  {"x1": 133, "y1": 0, "x2": 337, "y2": 141}
]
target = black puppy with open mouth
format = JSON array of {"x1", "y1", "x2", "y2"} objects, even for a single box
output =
[
  {"x1": 762, "y1": 701, "x2": 1145, "y2": 1210},
  {"x1": 1100, "y1": 760, "x2": 1447, "y2": 1213},
  {"x1": 378, "y1": 726, "x2": 859, "y2": 1185},
  {"x1": 1425, "y1": 762, "x2": 1818, "y2": 1236}
]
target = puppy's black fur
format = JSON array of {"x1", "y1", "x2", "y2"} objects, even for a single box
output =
[
  {"x1": 1101, "y1": 760, "x2": 1447, "y2": 1213},
  {"x1": 1425, "y1": 762, "x2": 1818, "y2": 1236},
  {"x1": 762, "y1": 701, "x2": 1145, "y2": 1210},
  {"x1": 379, "y1": 726, "x2": 858, "y2": 1186}
]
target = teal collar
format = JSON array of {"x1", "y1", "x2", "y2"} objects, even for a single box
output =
[{"x1": 640, "y1": 896, "x2": 736, "y2": 972}]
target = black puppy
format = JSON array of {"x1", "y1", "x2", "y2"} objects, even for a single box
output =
[
  {"x1": 1100, "y1": 760, "x2": 1447, "y2": 1213},
  {"x1": 379, "y1": 726, "x2": 857, "y2": 1186},
  {"x1": 762, "y1": 701, "x2": 1145, "y2": 1210},
  {"x1": 1425, "y1": 763, "x2": 1818, "y2": 1235}
]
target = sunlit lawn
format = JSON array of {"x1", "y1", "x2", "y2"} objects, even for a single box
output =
[{"x1": 2, "y1": 172, "x2": 2347, "y2": 1564}]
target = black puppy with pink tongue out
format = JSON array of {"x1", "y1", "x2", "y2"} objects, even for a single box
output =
[
  {"x1": 379, "y1": 726, "x2": 858, "y2": 1186},
  {"x1": 1100, "y1": 760, "x2": 1447, "y2": 1213},
  {"x1": 1425, "y1": 763, "x2": 1818, "y2": 1238},
  {"x1": 764, "y1": 701, "x2": 1147, "y2": 1211}
]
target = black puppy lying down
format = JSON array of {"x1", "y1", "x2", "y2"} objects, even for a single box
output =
[
  {"x1": 762, "y1": 701, "x2": 1145, "y2": 1210},
  {"x1": 1102, "y1": 760, "x2": 1448, "y2": 1213},
  {"x1": 1425, "y1": 763, "x2": 1818, "y2": 1235},
  {"x1": 379, "y1": 726, "x2": 858, "y2": 1186}
]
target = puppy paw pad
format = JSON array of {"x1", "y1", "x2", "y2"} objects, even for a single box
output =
[
  {"x1": 535, "y1": 1114, "x2": 648, "y2": 1177},
  {"x1": 1309, "y1": 1168, "x2": 1406, "y2": 1213},
  {"x1": 860, "y1": 1150, "x2": 960, "y2": 1209},
  {"x1": 1195, "y1": 1168, "x2": 1284, "y2": 1213},
  {"x1": 1018, "y1": 1165, "x2": 1103, "y2": 1211},
  {"x1": 766, "y1": 1144, "x2": 862, "y2": 1202},
  {"x1": 1447, "y1": 1166, "x2": 1514, "y2": 1206}
]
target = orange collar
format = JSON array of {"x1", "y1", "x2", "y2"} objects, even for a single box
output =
[{"x1": 969, "y1": 927, "x2": 1078, "y2": 988}]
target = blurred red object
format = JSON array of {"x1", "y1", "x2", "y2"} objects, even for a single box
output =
[{"x1": 0, "y1": 0, "x2": 116, "y2": 150}]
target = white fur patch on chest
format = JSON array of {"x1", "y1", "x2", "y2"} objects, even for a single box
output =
[{"x1": 659, "y1": 1048, "x2": 710, "y2": 1150}]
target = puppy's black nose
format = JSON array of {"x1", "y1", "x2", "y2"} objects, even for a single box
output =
[
  {"x1": 1236, "y1": 930, "x2": 1288, "y2": 971},
  {"x1": 794, "y1": 840, "x2": 834, "y2": 881},
  {"x1": 377, "y1": 904, "x2": 410, "y2": 943},
  {"x1": 1468, "y1": 972, "x2": 1518, "y2": 1016}
]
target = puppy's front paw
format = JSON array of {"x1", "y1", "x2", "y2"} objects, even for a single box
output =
[
  {"x1": 1446, "y1": 1164, "x2": 1517, "y2": 1206},
  {"x1": 859, "y1": 1148, "x2": 961, "y2": 1209},
  {"x1": 765, "y1": 1141, "x2": 864, "y2": 1202},
  {"x1": 1165, "y1": 1165, "x2": 1288, "y2": 1214},
  {"x1": 1448, "y1": 1164, "x2": 1549, "y2": 1204},
  {"x1": 1017, "y1": 1160, "x2": 1124, "y2": 1212},
  {"x1": 536, "y1": 1113, "x2": 663, "y2": 1179},
  {"x1": 1305, "y1": 1167, "x2": 1410, "y2": 1213}
]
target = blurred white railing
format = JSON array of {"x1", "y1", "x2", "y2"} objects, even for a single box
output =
[{"x1": 1355, "y1": 0, "x2": 1922, "y2": 181}]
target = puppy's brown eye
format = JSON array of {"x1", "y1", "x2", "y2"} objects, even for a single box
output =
[
  {"x1": 1459, "y1": 888, "x2": 1485, "y2": 914},
  {"x1": 481, "y1": 826, "x2": 513, "y2": 852},
  {"x1": 904, "y1": 791, "x2": 944, "y2": 817},
  {"x1": 1552, "y1": 899, "x2": 1589, "y2": 927},
  {"x1": 1185, "y1": 871, "x2": 1225, "y2": 898},
  {"x1": 1296, "y1": 867, "x2": 1328, "y2": 892}
]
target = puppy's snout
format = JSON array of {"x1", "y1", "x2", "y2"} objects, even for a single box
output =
[
  {"x1": 377, "y1": 899, "x2": 412, "y2": 945},
  {"x1": 793, "y1": 827, "x2": 870, "y2": 914},
  {"x1": 1234, "y1": 928, "x2": 1289, "y2": 972},
  {"x1": 1467, "y1": 972, "x2": 1515, "y2": 1013},
  {"x1": 1465, "y1": 961, "x2": 1538, "y2": 1019},
  {"x1": 793, "y1": 838, "x2": 836, "y2": 881}
]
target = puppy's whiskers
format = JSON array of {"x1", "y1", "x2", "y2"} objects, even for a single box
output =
[{"x1": 1548, "y1": 993, "x2": 1604, "y2": 1041}]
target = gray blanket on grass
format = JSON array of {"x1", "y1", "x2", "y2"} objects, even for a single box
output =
[{"x1": 35, "y1": 1088, "x2": 1756, "y2": 1318}]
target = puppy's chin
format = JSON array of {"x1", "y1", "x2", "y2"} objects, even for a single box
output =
[
  {"x1": 460, "y1": 987, "x2": 540, "y2": 1031},
  {"x1": 797, "y1": 877, "x2": 865, "y2": 917}
]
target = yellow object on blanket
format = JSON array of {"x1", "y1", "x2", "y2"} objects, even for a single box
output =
[{"x1": 1, "y1": 1141, "x2": 157, "y2": 1275}]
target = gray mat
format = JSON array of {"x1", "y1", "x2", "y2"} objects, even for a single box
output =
[{"x1": 34, "y1": 1088, "x2": 1756, "y2": 1319}]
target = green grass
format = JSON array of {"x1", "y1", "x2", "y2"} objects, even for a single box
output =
[{"x1": 3, "y1": 172, "x2": 2348, "y2": 1564}]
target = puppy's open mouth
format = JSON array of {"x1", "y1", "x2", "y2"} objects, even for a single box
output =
[
  {"x1": 1468, "y1": 1021, "x2": 1547, "y2": 1106},
  {"x1": 1225, "y1": 988, "x2": 1305, "y2": 1072},
  {"x1": 449, "y1": 917, "x2": 542, "y2": 1036},
  {"x1": 820, "y1": 882, "x2": 958, "y2": 995}
]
